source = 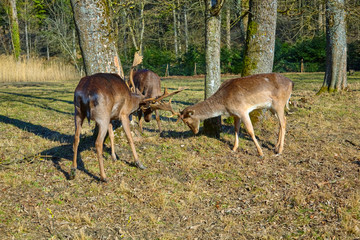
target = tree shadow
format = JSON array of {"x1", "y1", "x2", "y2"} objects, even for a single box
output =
[
  {"x1": 0, "y1": 91, "x2": 73, "y2": 116},
  {"x1": 0, "y1": 91, "x2": 73, "y2": 104},
  {"x1": 0, "y1": 115, "x2": 72, "y2": 143}
]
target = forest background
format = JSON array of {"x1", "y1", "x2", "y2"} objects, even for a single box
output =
[{"x1": 0, "y1": 0, "x2": 360, "y2": 80}]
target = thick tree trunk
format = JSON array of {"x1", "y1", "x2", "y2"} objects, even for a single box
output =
[
  {"x1": 203, "y1": 0, "x2": 224, "y2": 138},
  {"x1": 319, "y1": 0, "x2": 347, "y2": 93},
  {"x1": 8, "y1": 0, "x2": 21, "y2": 61},
  {"x1": 70, "y1": 0, "x2": 123, "y2": 78},
  {"x1": 242, "y1": 0, "x2": 277, "y2": 76}
]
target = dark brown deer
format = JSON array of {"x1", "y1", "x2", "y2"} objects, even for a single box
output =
[
  {"x1": 178, "y1": 73, "x2": 294, "y2": 157},
  {"x1": 132, "y1": 69, "x2": 162, "y2": 132}
]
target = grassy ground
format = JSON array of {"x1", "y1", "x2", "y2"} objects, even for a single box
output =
[{"x1": 0, "y1": 73, "x2": 359, "y2": 239}]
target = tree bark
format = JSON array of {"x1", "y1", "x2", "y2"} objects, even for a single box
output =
[
  {"x1": 319, "y1": 0, "x2": 347, "y2": 93},
  {"x1": 8, "y1": 0, "x2": 21, "y2": 61},
  {"x1": 203, "y1": 0, "x2": 224, "y2": 138},
  {"x1": 70, "y1": 0, "x2": 123, "y2": 78},
  {"x1": 242, "y1": 0, "x2": 277, "y2": 76}
]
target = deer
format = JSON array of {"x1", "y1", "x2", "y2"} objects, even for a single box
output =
[
  {"x1": 174, "y1": 73, "x2": 294, "y2": 157},
  {"x1": 71, "y1": 52, "x2": 184, "y2": 182},
  {"x1": 132, "y1": 69, "x2": 162, "y2": 132}
]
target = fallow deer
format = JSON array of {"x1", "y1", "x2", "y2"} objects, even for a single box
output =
[
  {"x1": 71, "y1": 51, "x2": 184, "y2": 181},
  {"x1": 132, "y1": 69, "x2": 162, "y2": 132},
  {"x1": 178, "y1": 73, "x2": 294, "y2": 157}
]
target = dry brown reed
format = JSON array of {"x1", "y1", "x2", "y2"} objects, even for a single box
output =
[{"x1": 0, "y1": 55, "x2": 80, "y2": 82}]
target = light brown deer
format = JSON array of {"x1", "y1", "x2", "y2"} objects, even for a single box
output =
[
  {"x1": 132, "y1": 69, "x2": 162, "y2": 132},
  {"x1": 71, "y1": 54, "x2": 182, "y2": 182},
  {"x1": 178, "y1": 73, "x2": 294, "y2": 157}
]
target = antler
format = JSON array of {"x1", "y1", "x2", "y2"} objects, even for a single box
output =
[
  {"x1": 140, "y1": 87, "x2": 187, "y2": 121},
  {"x1": 143, "y1": 87, "x2": 187, "y2": 103},
  {"x1": 149, "y1": 98, "x2": 182, "y2": 123}
]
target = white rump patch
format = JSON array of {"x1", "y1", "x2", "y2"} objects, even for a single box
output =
[
  {"x1": 247, "y1": 101, "x2": 272, "y2": 115},
  {"x1": 264, "y1": 77, "x2": 270, "y2": 82}
]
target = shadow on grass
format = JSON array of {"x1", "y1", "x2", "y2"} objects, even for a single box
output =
[
  {"x1": 0, "y1": 114, "x2": 72, "y2": 143},
  {"x1": 0, "y1": 91, "x2": 73, "y2": 104},
  {"x1": 0, "y1": 114, "x2": 118, "y2": 182},
  {"x1": 0, "y1": 91, "x2": 73, "y2": 116}
]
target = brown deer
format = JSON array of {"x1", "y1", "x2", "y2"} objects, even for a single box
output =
[
  {"x1": 71, "y1": 53, "x2": 183, "y2": 182},
  {"x1": 132, "y1": 69, "x2": 162, "y2": 132},
  {"x1": 178, "y1": 73, "x2": 294, "y2": 157}
]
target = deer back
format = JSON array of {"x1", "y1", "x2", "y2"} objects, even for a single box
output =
[
  {"x1": 211, "y1": 73, "x2": 293, "y2": 114},
  {"x1": 74, "y1": 73, "x2": 139, "y2": 122},
  {"x1": 133, "y1": 69, "x2": 162, "y2": 99}
]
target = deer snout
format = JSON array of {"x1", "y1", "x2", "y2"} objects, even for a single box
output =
[{"x1": 143, "y1": 108, "x2": 153, "y2": 122}]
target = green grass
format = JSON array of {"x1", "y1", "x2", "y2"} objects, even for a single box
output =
[{"x1": 0, "y1": 73, "x2": 359, "y2": 239}]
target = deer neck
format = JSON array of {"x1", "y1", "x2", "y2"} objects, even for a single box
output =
[{"x1": 192, "y1": 97, "x2": 225, "y2": 120}]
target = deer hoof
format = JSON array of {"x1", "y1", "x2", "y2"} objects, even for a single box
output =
[
  {"x1": 69, "y1": 168, "x2": 76, "y2": 180},
  {"x1": 135, "y1": 161, "x2": 147, "y2": 170},
  {"x1": 100, "y1": 178, "x2": 108, "y2": 183}
]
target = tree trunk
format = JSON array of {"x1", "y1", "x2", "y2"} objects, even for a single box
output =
[
  {"x1": 139, "y1": 0, "x2": 145, "y2": 55},
  {"x1": 184, "y1": 4, "x2": 189, "y2": 53},
  {"x1": 25, "y1": 19, "x2": 29, "y2": 60},
  {"x1": 317, "y1": 0, "x2": 325, "y2": 33},
  {"x1": 318, "y1": 0, "x2": 347, "y2": 93},
  {"x1": 242, "y1": 0, "x2": 277, "y2": 76},
  {"x1": 70, "y1": 0, "x2": 123, "y2": 78},
  {"x1": 203, "y1": 0, "x2": 224, "y2": 138},
  {"x1": 173, "y1": 7, "x2": 178, "y2": 58},
  {"x1": 235, "y1": 0, "x2": 246, "y2": 42},
  {"x1": 8, "y1": 0, "x2": 21, "y2": 61},
  {"x1": 226, "y1": 2, "x2": 231, "y2": 50},
  {"x1": 24, "y1": 0, "x2": 29, "y2": 60}
]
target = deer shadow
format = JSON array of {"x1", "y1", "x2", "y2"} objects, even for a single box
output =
[{"x1": 0, "y1": 114, "x2": 136, "y2": 182}]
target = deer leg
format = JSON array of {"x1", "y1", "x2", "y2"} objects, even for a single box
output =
[
  {"x1": 71, "y1": 114, "x2": 84, "y2": 180},
  {"x1": 121, "y1": 115, "x2": 146, "y2": 170},
  {"x1": 108, "y1": 122, "x2": 117, "y2": 161},
  {"x1": 241, "y1": 113, "x2": 264, "y2": 157},
  {"x1": 155, "y1": 109, "x2": 162, "y2": 133},
  {"x1": 232, "y1": 116, "x2": 241, "y2": 152},
  {"x1": 137, "y1": 110, "x2": 143, "y2": 133},
  {"x1": 95, "y1": 121, "x2": 109, "y2": 182},
  {"x1": 274, "y1": 109, "x2": 286, "y2": 154}
]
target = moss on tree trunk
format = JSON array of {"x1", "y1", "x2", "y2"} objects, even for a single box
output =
[{"x1": 318, "y1": 0, "x2": 347, "y2": 94}]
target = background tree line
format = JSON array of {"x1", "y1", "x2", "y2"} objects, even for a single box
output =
[{"x1": 0, "y1": 0, "x2": 359, "y2": 76}]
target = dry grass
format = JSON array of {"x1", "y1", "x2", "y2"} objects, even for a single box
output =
[
  {"x1": 0, "y1": 72, "x2": 359, "y2": 239},
  {"x1": 0, "y1": 55, "x2": 80, "y2": 82}
]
